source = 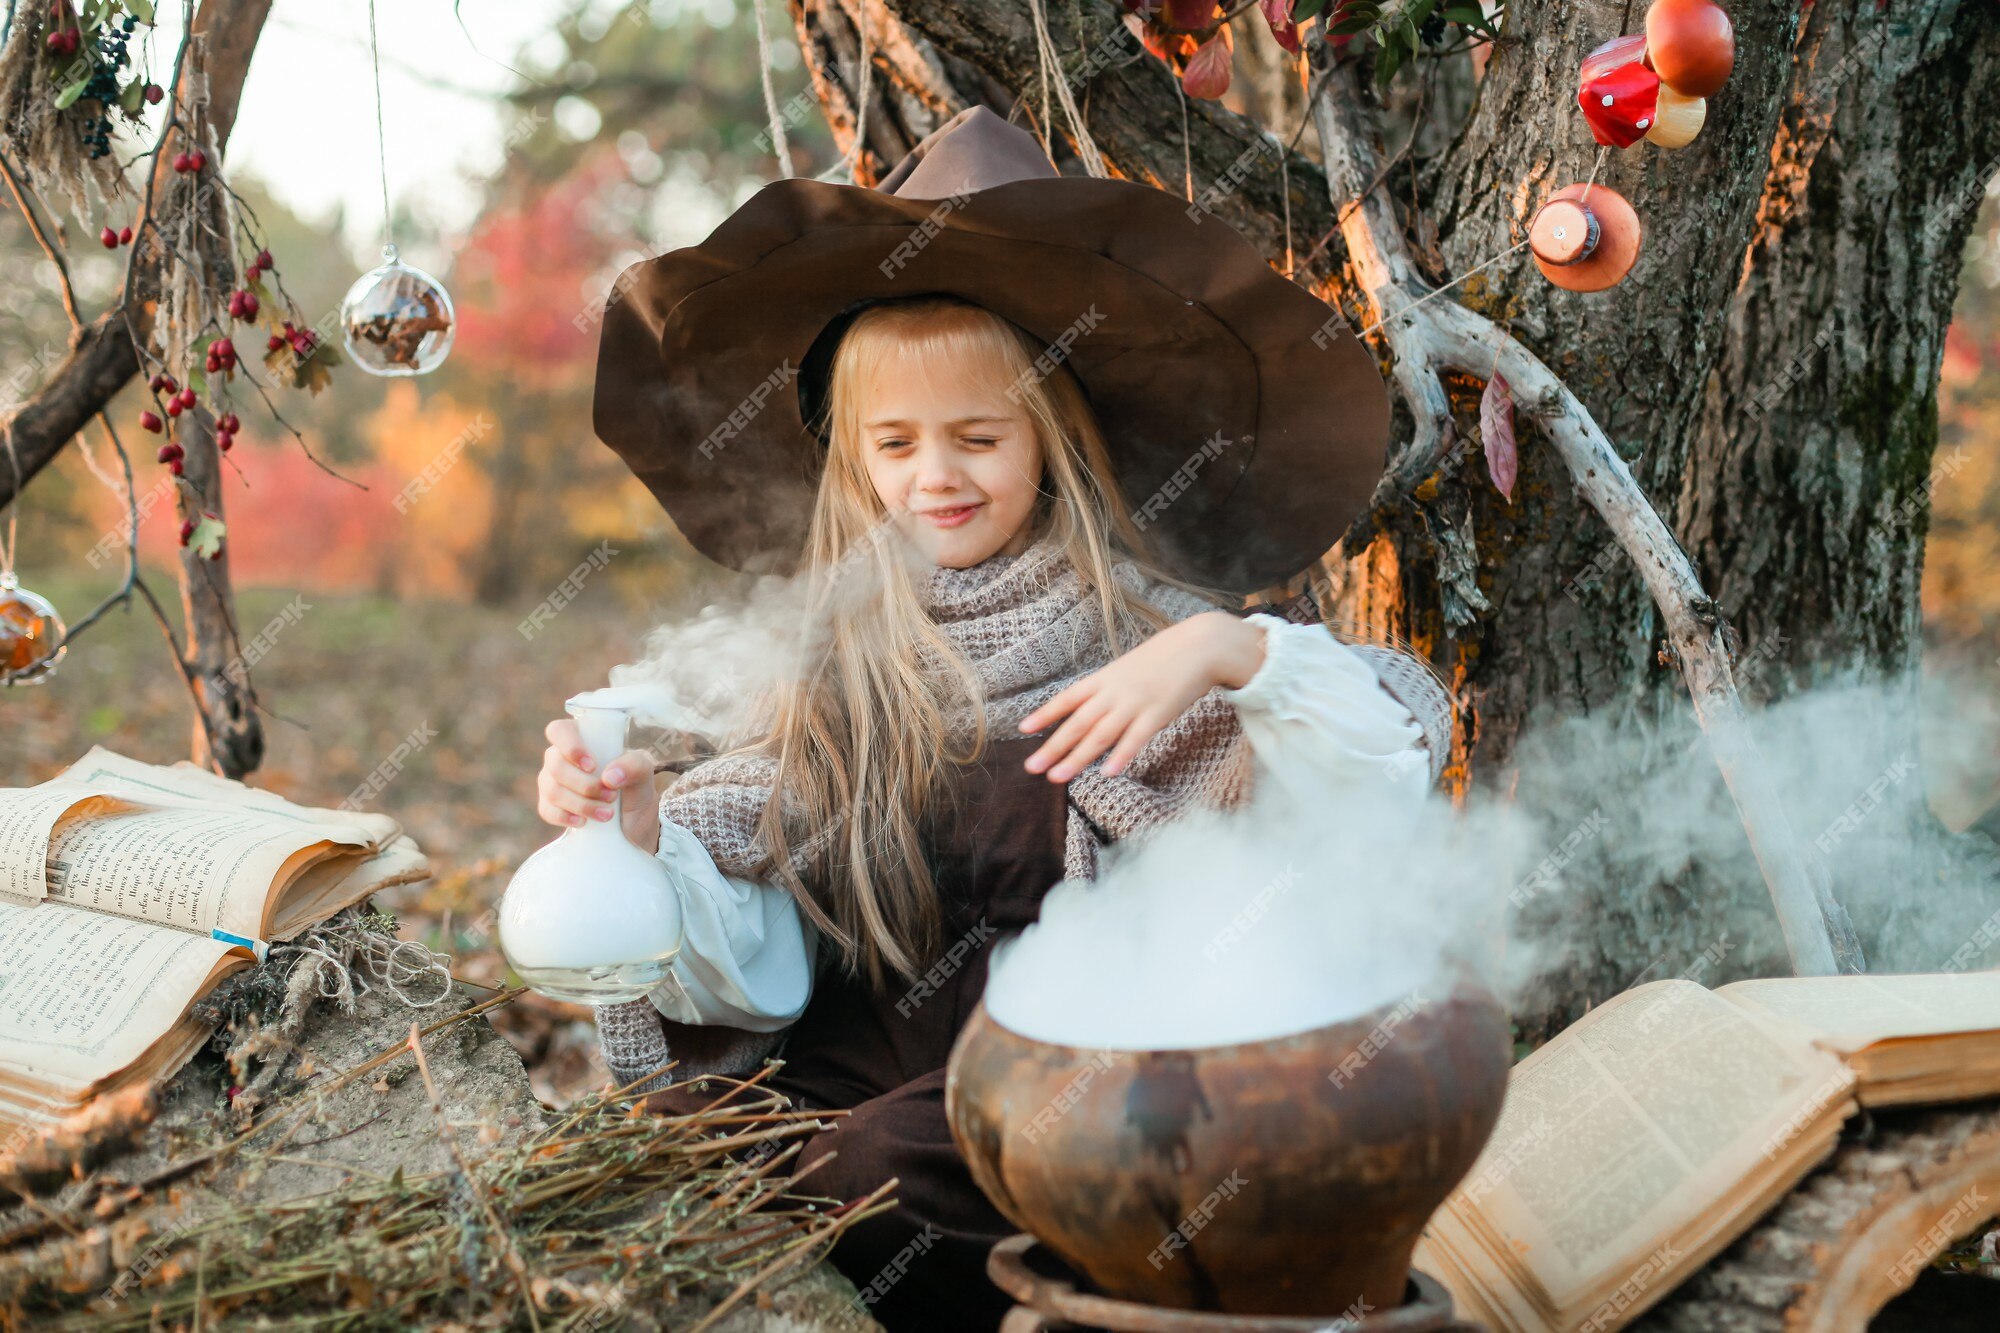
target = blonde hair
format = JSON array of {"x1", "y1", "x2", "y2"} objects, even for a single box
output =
[{"x1": 712, "y1": 296, "x2": 1224, "y2": 994}]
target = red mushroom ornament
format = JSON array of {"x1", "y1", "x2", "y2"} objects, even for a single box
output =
[
  {"x1": 1529, "y1": 184, "x2": 1643, "y2": 292},
  {"x1": 1578, "y1": 35, "x2": 1661, "y2": 148},
  {"x1": 1646, "y1": 0, "x2": 1735, "y2": 99}
]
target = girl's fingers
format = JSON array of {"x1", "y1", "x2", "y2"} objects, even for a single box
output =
[
  {"x1": 1018, "y1": 675, "x2": 1095, "y2": 735},
  {"x1": 1099, "y1": 713, "x2": 1164, "y2": 777},
  {"x1": 543, "y1": 717, "x2": 595, "y2": 773},
  {"x1": 543, "y1": 746, "x2": 606, "y2": 801},
  {"x1": 1048, "y1": 711, "x2": 1132, "y2": 782},
  {"x1": 538, "y1": 780, "x2": 610, "y2": 826},
  {"x1": 600, "y1": 748, "x2": 656, "y2": 790},
  {"x1": 1025, "y1": 697, "x2": 1108, "y2": 774}
]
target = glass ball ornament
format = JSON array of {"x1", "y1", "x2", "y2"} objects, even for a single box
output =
[
  {"x1": 339, "y1": 242, "x2": 455, "y2": 376},
  {"x1": 0, "y1": 572, "x2": 67, "y2": 685}
]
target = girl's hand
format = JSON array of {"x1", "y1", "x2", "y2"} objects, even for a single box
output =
[
  {"x1": 538, "y1": 718, "x2": 663, "y2": 854},
  {"x1": 1018, "y1": 610, "x2": 1266, "y2": 782}
]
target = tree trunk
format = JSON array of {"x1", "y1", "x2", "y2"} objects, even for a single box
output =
[{"x1": 787, "y1": 0, "x2": 2000, "y2": 1036}]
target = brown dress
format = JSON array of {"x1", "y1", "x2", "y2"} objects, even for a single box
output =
[{"x1": 641, "y1": 733, "x2": 1072, "y2": 1332}]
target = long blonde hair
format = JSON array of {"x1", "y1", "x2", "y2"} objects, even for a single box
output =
[{"x1": 743, "y1": 296, "x2": 1221, "y2": 994}]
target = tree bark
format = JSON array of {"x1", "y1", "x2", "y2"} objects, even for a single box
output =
[{"x1": 792, "y1": 0, "x2": 2000, "y2": 1034}]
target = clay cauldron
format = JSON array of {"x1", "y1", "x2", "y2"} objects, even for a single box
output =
[{"x1": 945, "y1": 979, "x2": 1510, "y2": 1318}]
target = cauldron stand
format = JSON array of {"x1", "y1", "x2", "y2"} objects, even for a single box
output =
[{"x1": 987, "y1": 1234, "x2": 1485, "y2": 1333}]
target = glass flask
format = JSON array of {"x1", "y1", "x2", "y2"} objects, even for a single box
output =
[{"x1": 498, "y1": 692, "x2": 686, "y2": 1004}]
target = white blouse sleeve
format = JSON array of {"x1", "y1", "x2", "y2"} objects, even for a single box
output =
[
  {"x1": 644, "y1": 819, "x2": 816, "y2": 1032},
  {"x1": 1217, "y1": 613, "x2": 1431, "y2": 805}
]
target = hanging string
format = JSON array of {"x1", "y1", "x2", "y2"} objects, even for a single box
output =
[
  {"x1": 1174, "y1": 74, "x2": 1192, "y2": 201},
  {"x1": 0, "y1": 425, "x2": 20, "y2": 581},
  {"x1": 752, "y1": 0, "x2": 793, "y2": 178},
  {"x1": 1357, "y1": 146, "x2": 1613, "y2": 339},
  {"x1": 847, "y1": 1, "x2": 875, "y2": 182},
  {"x1": 366, "y1": 0, "x2": 393, "y2": 253},
  {"x1": 1027, "y1": 0, "x2": 1108, "y2": 178},
  {"x1": 1356, "y1": 238, "x2": 1532, "y2": 337}
]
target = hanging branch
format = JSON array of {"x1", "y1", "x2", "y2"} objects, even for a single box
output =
[{"x1": 1308, "y1": 38, "x2": 1862, "y2": 977}]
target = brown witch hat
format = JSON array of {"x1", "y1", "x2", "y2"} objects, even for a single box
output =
[{"x1": 590, "y1": 105, "x2": 1389, "y2": 595}]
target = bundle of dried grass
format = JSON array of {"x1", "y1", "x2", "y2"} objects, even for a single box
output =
[{"x1": 1, "y1": 1020, "x2": 887, "y2": 1332}]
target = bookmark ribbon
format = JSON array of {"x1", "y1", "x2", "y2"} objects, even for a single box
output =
[{"x1": 211, "y1": 927, "x2": 270, "y2": 963}]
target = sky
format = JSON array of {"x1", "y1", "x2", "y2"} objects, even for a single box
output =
[{"x1": 138, "y1": 0, "x2": 758, "y2": 276}]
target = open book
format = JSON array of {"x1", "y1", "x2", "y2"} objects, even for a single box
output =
[
  {"x1": 1414, "y1": 972, "x2": 2000, "y2": 1333},
  {"x1": 0, "y1": 747, "x2": 430, "y2": 1135}
]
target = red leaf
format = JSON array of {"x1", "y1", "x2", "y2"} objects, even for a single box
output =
[
  {"x1": 1481, "y1": 372, "x2": 1518, "y2": 501},
  {"x1": 1259, "y1": 0, "x2": 1302, "y2": 52},
  {"x1": 1182, "y1": 32, "x2": 1232, "y2": 99}
]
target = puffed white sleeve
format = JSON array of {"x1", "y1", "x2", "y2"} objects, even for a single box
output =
[
  {"x1": 644, "y1": 819, "x2": 816, "y2": 1032},
  {"x1": 1217, "y1": 613, "x2": 1432, "y2": 806}
]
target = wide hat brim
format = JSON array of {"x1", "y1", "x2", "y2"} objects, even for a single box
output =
[{"x1": 591, "y1": 165, "x2": 1389, "y2": 594}]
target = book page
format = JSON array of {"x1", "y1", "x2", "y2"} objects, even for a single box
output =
[
  {"x1": 1424, "y1": 980, "x2": 1851, "y2": 1309},
  {"x1": 0, "y1": 898, "x2": 239, "y2": 1092},
  {"x1": 56, "y1": 745, "x2": 400, "y2": 844},
  {"x1": 0, "y1": 780, "x2": 131, "y2": 901},
  {"x1": 44, "y1": 799, "x2": 370, "y2": 939},
  {"x1": 1719, "y1": 972, "x2": 2000, "y2": 1050}
]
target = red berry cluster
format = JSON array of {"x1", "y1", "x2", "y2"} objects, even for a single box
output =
[
  {"x1": 170, "y1": 147, "x2": 207, "y2": 173},
  {"x1": 268, "y1": 320, "x2": 318, "y2": 359},
  {"x1": 205, "y1": 337, "x2": 236, "y2": 374},
  {"x1": 44, "y1": 26, "x2": 79, "y2": 56},
  {"x1": 98, "y1": 223, "x2": 134, "y2": 248}
]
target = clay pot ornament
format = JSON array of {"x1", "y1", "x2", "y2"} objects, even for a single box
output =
[
  {"x1": 1647, "y1": 0, "x2": 1735, "y2": 99},
  {"x1": 1529, "y1": 183, "x2": 1643, "y2": 292},
  {"x1": 1577, "y1": 34, "x2": 1660, "y2": 148}
]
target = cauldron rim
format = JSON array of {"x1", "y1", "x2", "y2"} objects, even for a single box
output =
[{"x1": 974, "y1": 972, "x2": 1504, "y2": 1060}]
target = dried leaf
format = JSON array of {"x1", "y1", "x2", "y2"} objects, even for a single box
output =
[
  {"x1": 1182, "y1": 32, "x2": 1232, "y2": 99},
  {"x1": 189, "y1": 513, "x2": 226, "y2": 559},
  {"x1": 1481, "y1": 371, "x2": 1518, "y2": 501}
]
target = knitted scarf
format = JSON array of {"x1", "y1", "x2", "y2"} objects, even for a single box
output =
[{"x1": 656, "y1": 530, "x2": 1254, "y2": 892}]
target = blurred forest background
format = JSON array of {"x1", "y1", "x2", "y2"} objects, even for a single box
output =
[{"x1": 1, "y1": 0, "x2": 1996, "y2": 1105}]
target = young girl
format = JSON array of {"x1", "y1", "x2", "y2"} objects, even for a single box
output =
[{"x1": 552, "y1": 109, "x2": 1448, "y2": 1330}]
